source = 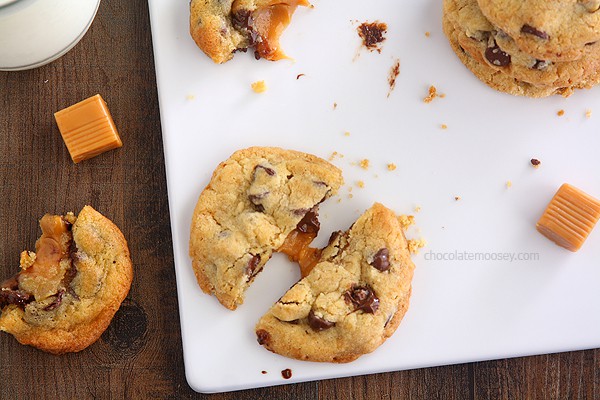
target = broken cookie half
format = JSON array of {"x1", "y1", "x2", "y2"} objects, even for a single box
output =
[
  {"x1": 189, "y1": 147, "x2": 343, "y2": 310},
  {"x1": 255, "y1": 203, "x2": 415, "y2": 363},
  {"x1": 0, "y1": 206, "x2": 133, "y2": 354},
  {"x1": 190, "y1": 0, "x2": 309, "y2": 64}
]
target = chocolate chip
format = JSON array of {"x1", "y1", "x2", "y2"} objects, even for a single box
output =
[
  {"x1": 521, "y1": 24, "x2": 549, "y2": 40},
  {"x1": 371, "y1": 248, "x2": 390, "y2": 272},
  {"x1": 307, "y1": 309, "x2": 335, "y2": 331},
  {"x1": 281, "y1": 369, "x2": 292, "y2": 379},
  {"x1": 232, "y1": 9, "x2": 251, "y2": 30},
  {"x1": 345, "y1": 285, "x2": 380, "y2": 314},
  {"x1": 43, "y1": 290, "x2": 65, "y2": 311},
  {"x1": 246, "y1": 254, "x2": 261, "y2": 279},
  {"x1": 328, "y1": 230, "x2": 342, "y2": 246},
  {"x1": 248, "y1": 192, "x2": 269, "y2": 212},
  {"x1": 254, "y1": 165, "x2": 276, "y2": 176},
  {"x1": 296, "y1": 207, "x2": 320, "y2": 234},
  {"x1": 0, "y1": 289, "x2": 33, "y2": 310},
  {"x1": 531, "y1": 158, "x2": 541, "y2": 167},
  {"x1": 485, "y1": 41, "x2": 511, "y2": 66},
  {"x1": 256, "y1": 329, "x2": 270, "y2": 345}
]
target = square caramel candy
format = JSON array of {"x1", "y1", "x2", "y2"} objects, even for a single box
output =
[
  {"x1": 536, "y1": 184, "x2": 600, "y2": 252},
  {"x1": 54, "y1": 94, "x2": 122, "y2": 163}
]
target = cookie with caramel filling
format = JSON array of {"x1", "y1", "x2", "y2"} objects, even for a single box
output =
[
  {"x1": 255, "y1": 203, "x2": 415, "y2": 363},
  {"x1": 190, "y1": 0, "x2": 309, "y2": 64},
  {"x1": 0, "y1": 206, "x2": 133, "y2": 354},
  {"x1": 189, "y1": 147, "x2": 343, "y2": 310}
]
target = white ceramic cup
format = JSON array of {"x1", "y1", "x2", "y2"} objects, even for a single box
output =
[{"x1": 0, "y1": 0, "x2": 101, "y2": 71}]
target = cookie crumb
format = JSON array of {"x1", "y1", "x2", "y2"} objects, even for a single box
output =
[
  {"x1": 357, "y1": 180, "x2": 365, "y2": 188},
  {"x1": 423, "y1": 85, "x2": 443, "y2": 103},
  {"x1": 407, "y1": 238, "x2": 427, "y2": 254},
  {"x1": 387, "y1": 163, "x2": 397, "y2": 171},
  {"x1": 19, "y1": 251, "x2": 36, "y2": 270},
  {"x1": 506, "y1": 180, "x2": 513, "y2": 188},
  {"x1": 359, "y1": 159, "x2": 370, "y2": 170},
  {"x1": 585, "y1": 109, "x2": 592, "y2": 119},
  {"x1": 357, "y1": 21, "x2": 388, "y2": 53},
  {"x1": 425, "y1": 31, "x2": 431, "y2": 38},
  {"x1": 455, "y1": 196, "x2": 461, "y2": 201},
  {"x1": 441, "y1": 124, "x2": 448, "y2": 129},
  {"x1": 530, "y1": 158, "x2": 541, "y2": 168},
  {"x1": 387, "y1": 58, "x2": 400, "y2": 98},
  {"x1": 261, "y1": 371, "x2": 267, "y2": 374},
  {"x1": 348, "y1": 194, "x2": 354, "y2": 199},
  {"x1": 328, "y1": 151, "x2": 344, "y2": 161},
  {"x1": 281, "y1": 369, "x2": 292, "y2": 379},
  {"x1": 414, "y1": 206, "x2": 422, "y2": 213},
  {"x1": 398, "y1": 215, "x2": 415, "y2": 229},
  {"x1": 296, "y1": 74, "x2": 305, "y2": 80},
  {"x1": 557, "y1": 109, "x2": 565, "y2": 117},
  {"x1": 344, "y1": 131, "x2": 351, "y2": 137},
  {"x1": 333, "y1": 102, "x2": 338, "y2": 110},
  {"x1": 186, "y1": 94, "x2": 196, "y2": 100},
  {"x1": 251, "y1": 81, "x2": 267, "y2": 93}
]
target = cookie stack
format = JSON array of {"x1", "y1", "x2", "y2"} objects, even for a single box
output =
[{"x1": 443, "y1": 0, "x2": 600, "y2": 97}]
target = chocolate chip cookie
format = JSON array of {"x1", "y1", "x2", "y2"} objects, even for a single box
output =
[
  {"x1": 190, "y1": 0, "x2": 308, "y2": 64},
  {"x1": 0, "y1": 206, "x2": 133, "y2": 354},
  {"x1": 255, "y1": 203, "x2": 415, "y2": 363},
  {"x1": 476, "y1": 0, "x2": 600, "y2": 61},
  {"x1": 189, "y1": 147, "x2": 343, "y2": 310},
  {"x1": 444, "y1": 0, "x2": 600, "y2": 90}
]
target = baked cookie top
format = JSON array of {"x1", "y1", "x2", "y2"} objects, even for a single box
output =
[
  {"x1": 0, "y1": 206, "x2": 133, "y2": 354},
  {"x1": 444, "y1": 0, "x2": 600, "y2": 89},
  {"x1": 255, "y1": 203, "x2": 415, "y2": 363},
  {"x1": 476, "y1": 0, "x2": 600, "y2": 61},
  {"x1": 189, "y1": 147, "x2": 343, "y2": 310},
  {"x1": 190, "y1": 0, "x2": 308, "y2": 64},
  {"x1": 442, "y1": 13, "x2": 586, "y2": 97}
]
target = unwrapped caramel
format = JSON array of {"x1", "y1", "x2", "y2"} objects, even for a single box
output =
[
  {"x1": 536, "y1": 184, "x2": 600, "y2": 252},
  {"x1": 54, "y1": 94, "x2": 122, "y2": 163}
]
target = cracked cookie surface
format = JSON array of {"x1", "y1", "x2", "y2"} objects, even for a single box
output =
[
  {"x1": 255, "y1": 203, "x2": 415, "y2": 363},
  {"x1": 476, "y1": 0, "x2": 600, "y2": 61},
  {"x1": 0, "y1": 206, "x2": 133, "y2": 354},
  {"x1": 189, "y1": 147, "x2": 343, "y2": 310},
  {"x1": 445, "y1": 0, "x2": 600, "y2": 89}
]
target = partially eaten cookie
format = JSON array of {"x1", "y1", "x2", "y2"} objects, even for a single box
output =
[
  {"x1": 190, "y1": 0, "x2": 309, "y2": 64},
  {"x1": 255, "y1": 203, "x2": 415, "y2": 362},
  {"x1": 189, "y1": 147, "x2": 343, "y2": 310},
  {"x1": 0, "y1": 206, "x2": 133, "y2": 354}
]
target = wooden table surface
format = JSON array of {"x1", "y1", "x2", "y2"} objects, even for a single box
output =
[{"x1": 0, "y1": 1, "x2": 598, "y2": 399}]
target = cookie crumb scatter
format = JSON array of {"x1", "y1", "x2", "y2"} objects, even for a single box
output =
[
  {"x1": 407, "y1": 238, "x2": 427, "y2": 254},
  {"x1": 359, "y1": 159, "x2": 370, "y2": 169},
  {"x1": 281, "y1": 369, "x2": 292, "y2": 379},
  {"x1": 441, "y1": 124, "x2": 448, "y2": 129},
  {"x1": 506, "y1": 180, "x2": 513, "y2": 188},
  {"x1": 585, "y1": 109, "x2": 592, "y2": 118},
  {"x1": 387, "y1": 163, "x2": 397, "y2": 171},
  {"x1": 357, "y1": 180, "x2": 365, "y2": 188},
  {"x1": 328, "y1": 151, "x2": 344, "y2": 161},
  {"x1": 251, "y1": 81, "x2": 267, "y2": 93},
  {"x1": 425, "y1": 31, "x2": 431, "y2": 38},
  {"x1": 357, "y1": 21, "x2": 388, "y2": 53},
  {"x1": 398, "y1": 215, "x2": 415, "y2": 229},
  {"x1": 423, "y1": 85, "x2": 443, "y2": 103},
  {"x1": 387, "y1": 59, "x2": 401, "y2": 97},
  {"x1": 531, "y1": 158, "x2": 541, "y2": 168},
  {"x1": 296, "y1": 74, "x2": 305, "y2": 80},
  {"x1": 557, "y1": 109, "x2": 565, "y2": 117}
]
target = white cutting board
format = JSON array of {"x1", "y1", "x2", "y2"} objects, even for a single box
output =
[{"x1": 147, "y1": 0, "x2": 600, "y2": 393}]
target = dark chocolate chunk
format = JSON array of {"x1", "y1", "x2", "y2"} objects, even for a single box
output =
[
  {"x1": 345, "y1": 285, "x2": 380, "y2": 314},
  {"x1": 370, "y1": 248, "x2": 390, "y2": 272},
  {"x1": 296, "y1": 207, "x2": 320, "y2": 234},
  {"x1": 256, "y1": 329, "x2": 270, "y2": 345},
  {"x1": 232, "y1": 9, "x2": 251, "y2": 31},
  {"x1": 485, "y1": 41, "x2": 511, "y2": 66},
  {"x1": 307, "y1": 309, "x2": 335, "y2": 331},
  {"x1": 521, "y1": 24, "x2": 549, "y2": 40},
  {"x1": 281, "y1": 369, "x2": 292, "y2": 379},
  {"x1": 0, "y1": 289, "x2": 33, "y2": 310},
  {"x1": 43, "y1": 290, "x2": 65, "y2": 311},
  {"x1": 248, "y1": 192, "x2": 269, "y2": 212},
  {"x1": 246, "y1": 254, "x2": 261, "y2": 279},
  {"x1": 254, "y1": 165, "x2": 276, "y2": 176}
]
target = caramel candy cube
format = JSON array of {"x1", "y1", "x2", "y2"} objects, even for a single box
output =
[
  {"x1": 54, "y1": 94, "x2": 122, "y2": 163},
  {"x1": 536, "y1": 184, "x2": 600, "y2": 251}
]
